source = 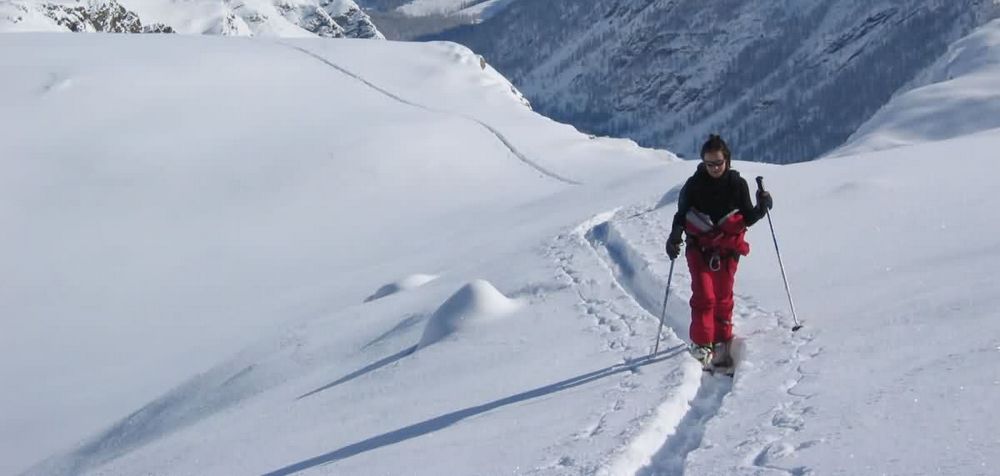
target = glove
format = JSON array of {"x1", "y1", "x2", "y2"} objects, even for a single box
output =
[
  {"x1": 665, "y1": 229, "x2": 683, "y2": 260},
  {"x1": 756, "y1": 190, "x2": 773, "y2": 210}
]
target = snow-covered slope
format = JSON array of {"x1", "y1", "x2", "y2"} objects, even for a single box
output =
[
  {"x1": 5, "y1": 27, "x2": 1000, "y2": 476},
  {"x1": 354, "y1": 0, "x2": 515, "y2": 41},
  {"x1": 357, "y1": 0, "x2": 514, "y2": 19},
  {"x1": 0, "y1": 0, "x2": 383, "y2": 38},
  {"x1": 831, "y1": 18, "x2": 1000, "y2": 157},
  {"x1": 437, "y1": 0, "x2": 1000, "y2": 163},
  {"x1": 0, "y1": 33, "x2": 672, "y2": 475},
  {"x1": 396, "y1": 0, "x2": 514, "y2": 18}
]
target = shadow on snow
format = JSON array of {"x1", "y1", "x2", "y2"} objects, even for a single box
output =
[
  {"x1": 263, "y1": 345, "x2": 688, "y2": 476},
  {"x1": 297, "y1": 345, "x2": 419, "y2": 400}
]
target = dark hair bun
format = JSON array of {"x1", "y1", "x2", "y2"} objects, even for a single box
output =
[{"x1": 701, "y1": 134, "x2": 731, "y2": 162}]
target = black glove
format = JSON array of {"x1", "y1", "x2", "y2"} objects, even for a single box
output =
[
  {"x1": 666, "y1": 229, "x2": 683, "y2": 260},
  {"x1": 756, "y1": 190, "x2": 773, "y2": 210}
]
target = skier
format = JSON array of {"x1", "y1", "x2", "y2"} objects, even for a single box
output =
[{"x1": 665, "y1": 134, "x2": 772, "y2": 371}]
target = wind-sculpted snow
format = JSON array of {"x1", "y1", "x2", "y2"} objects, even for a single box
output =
[
  {"x1": 364, "y1": 273, "x2": 438, "y2": 302},
  {"x1": 417, "y1": 280, "x2": 522, "y2": 348}
]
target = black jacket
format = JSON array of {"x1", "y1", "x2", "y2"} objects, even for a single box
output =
[{"x1": 669, "y1": 164, "x2": 766, "y2": 240}]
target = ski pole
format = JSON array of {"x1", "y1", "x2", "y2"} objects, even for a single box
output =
[
  {"x1": 756, "y1": 176, "x2": 803, "y2": 332},
  {"x1": 653, "y1": 258, "x2": 676, "y2": 354}
]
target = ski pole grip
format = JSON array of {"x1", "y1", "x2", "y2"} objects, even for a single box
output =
[{"x1": 756, "y1": 176, "x2": 766, "y2": 192}]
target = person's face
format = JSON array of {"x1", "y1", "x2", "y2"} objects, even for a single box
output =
[{"x1": 702, "y1": 150, "x2": 727, "y2": 178}]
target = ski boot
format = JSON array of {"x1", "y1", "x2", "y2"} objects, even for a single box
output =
[
  {"x1": 711, "y1": 340, "x2": 735, "y2": 376},
  {"x1": 689, "y1": 344, "x2": 714, "y2": 371},
  {"x1": 712, "y1": 340, "x2": 734, "y2": 367}
]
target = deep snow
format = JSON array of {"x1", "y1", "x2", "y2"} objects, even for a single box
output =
[{"x1": 3, "y1": 20, "x2": 1000, "y2": 476}]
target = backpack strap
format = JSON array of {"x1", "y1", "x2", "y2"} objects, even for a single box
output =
[{"x1": 684, "y1": 208, "x2": 748, "y2": 269}]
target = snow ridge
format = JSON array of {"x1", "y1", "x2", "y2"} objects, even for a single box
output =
[
  {"x1": 0, "y1": 0, "x2": 384, "y2": 38},
  {"x1": 281, "y1": 42, "x2": 581, "y2": 185},
  {"x1": 0, "y1": 0, "x2": 172, "y2": 33}
]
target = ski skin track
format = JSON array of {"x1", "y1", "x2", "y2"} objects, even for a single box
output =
[
  {"x1": 579, "y1": 211, "x2": 735, "y2": 476},
  {"x1": 279, "y1": 42, "x2": 582, "y2": 186}
]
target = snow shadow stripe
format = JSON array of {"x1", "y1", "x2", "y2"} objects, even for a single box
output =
[
  {"x1": 297, "y1": 345, "x2": 419, "y2": 400},
  {"x1": 262, "y1": 345, "x2": 687, "y2": 475}
]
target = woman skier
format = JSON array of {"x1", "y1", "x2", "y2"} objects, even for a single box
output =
[{"x1": 666, "y1": 134, "x2": 772, "y2": 370}]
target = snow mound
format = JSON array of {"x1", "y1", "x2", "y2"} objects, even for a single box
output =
[
  {"x1": 830, "y1": 18, "x2": 1000, "y2": 157},
  {"x1": 364, "y1": 273, "x2": 439, "y2": 302},
  {"x1": 417, "y1": 279, "x2": 521, "y2": 348}
]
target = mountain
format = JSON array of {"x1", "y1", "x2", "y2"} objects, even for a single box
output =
[
  {"x1": 392, "y1": 0, "x2": 514, "y2": 18},
  {"x1": 4, "y1": 16, "x2": 1000, "y2": 476},
  {"x1": 434, "y1": 0, "x2": 1000, "y2": 162},
  {"x1": 358, "y1": 0, "x2": 514, "y2": 18},
  {"x1": 356, "y1": 0, "x2": 517, "y2": 40},
  {"x1": 831, "y1": 16, "x2": 1000, "y2": 157},
  {"x1": 0, "y1": 0, "x2": 384, "y2": 38},
  {"x1": 0, "y1": 32, "x2": 671, "y2": 476}
]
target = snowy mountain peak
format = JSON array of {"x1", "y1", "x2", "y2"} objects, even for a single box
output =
[
  {"x1": 0, "y1": 0, "x2": 384, "y2": 38},
  {"x1": 0, "y1": 0, "x2": 173, "y2": 33}
]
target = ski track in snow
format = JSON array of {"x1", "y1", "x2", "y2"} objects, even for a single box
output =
[
  {"x1": 280, "y1": 43, "x2": 582, "y2": 186},
  {"x1": 535, "y1": 213, "x2": 689, "y2": 476},
  {"x1": 542, "y1": 201, "x2": 825, "y2": 476},
  {"x1": 523, "y1": 206, "x2": 719, "y2": 476},
  {"x1": 612, "y1": 203, "x2": 825, "y2": 476},
  {"x1": 580, "y1": 210, "x2": 733, "y2": 476}
]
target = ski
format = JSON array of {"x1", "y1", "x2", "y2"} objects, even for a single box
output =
[
  {"x1": 701, "y1": 365, "x2": 734, "y2": 377},
  {"x1": 710, "y1": 365, "x2": 735, "y2": 377}
]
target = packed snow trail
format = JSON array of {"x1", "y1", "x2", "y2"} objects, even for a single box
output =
[
  {"x1": 596, "y1": 201, "x2": 824, "y2": 475},
  {"x1": 571, "y1": 210, "x2": 734, "y2": 475},
  {"x1": 539, "y1": 213, "x2": 702, "y2": 476},
  {"x1": 635, "y1": 377, "x2": 731, "y2": 476},
  {"x1": 280, "y1": 42, "x2": 582, "y2": 186}
]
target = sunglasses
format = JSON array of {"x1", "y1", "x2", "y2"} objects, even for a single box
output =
[{"x1": 703, "y1": 160, "x2": 726, "y2": 168}]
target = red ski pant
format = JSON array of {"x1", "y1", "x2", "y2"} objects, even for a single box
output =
[{"x1": 686, "y1": 249, "x2": 738, "y2": 346}]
